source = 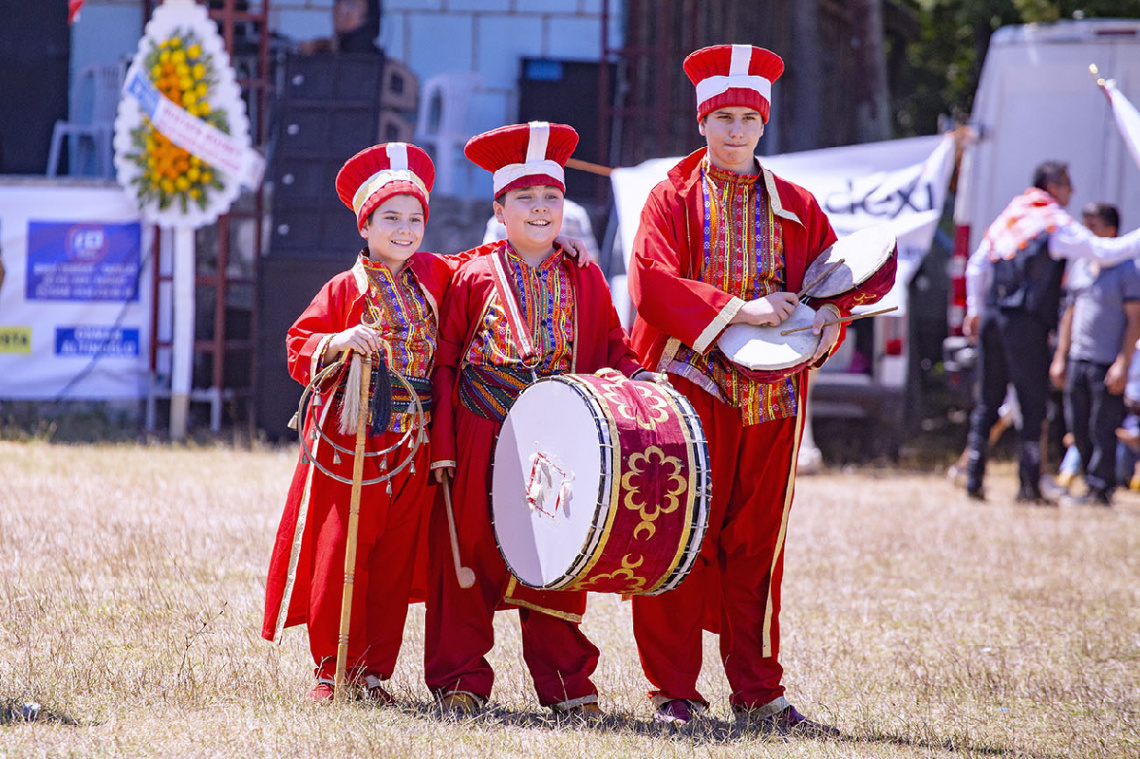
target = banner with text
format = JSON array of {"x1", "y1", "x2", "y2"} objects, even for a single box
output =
[
  {"x1": 611, "y1": 133, "x2": 956, "y2": 316},
  {"x1": 0, "y1": 181, "x2": 153, "y2": 400}
]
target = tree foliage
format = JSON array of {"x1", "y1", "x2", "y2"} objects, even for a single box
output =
[{"x1": 895, "y1": 0, "x2": 1140, "y2": 136}]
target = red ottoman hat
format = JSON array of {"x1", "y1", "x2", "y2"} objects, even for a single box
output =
[
  {"x1": 464, "y1": 121, "x2": 578, "y2": 197},
  {"x1": 683, "y1": 44, "x2": 784, "y2": 123},
  {"x1": 335, "y1": 142, "x2": 434, "y2": 231}
]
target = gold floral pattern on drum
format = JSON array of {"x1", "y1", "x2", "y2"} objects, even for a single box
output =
[
  {"x1": 574, "y1": 554, "x2": 648, "y2": 594},
  {"x1": 621, "y1": 446, "x2": 688, "y2": 540},
  {"x1": 597, "y1": 375, "x2": 671, "y2": 431}
]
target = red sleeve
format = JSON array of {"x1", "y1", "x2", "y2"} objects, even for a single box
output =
[
  {"x1": 628, "y1": 185, "x2": 741, "y2": 354},
  {"x1": 585, "y1": 262, "x2": 642, "y2": 377},
  {"x1": 285, "y1": 276, "x2": 349, "y2": 391},
  {"x1": 429, "y1": 265, "x2": 479, "y2": 470}
]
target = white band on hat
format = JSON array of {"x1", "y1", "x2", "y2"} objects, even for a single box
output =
[
  {"x1": 491, "y1": 160, "x2": 565, "y2": 195},
  {"x1": 695, "y1": 74, "x2": 772, "y2": 110},
  {"x1": 352, "y1": 168, "x2": 429, "y2": 215},
  {"x1": 387, "y1": 142, "x2": 409, "y2": 171}
]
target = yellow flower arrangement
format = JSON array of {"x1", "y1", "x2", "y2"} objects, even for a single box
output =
[{"x1": 127, "y1": 30, "x2": 229, "y2": 212}]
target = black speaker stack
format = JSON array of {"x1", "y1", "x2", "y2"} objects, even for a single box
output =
[{"x1": 257, "y1": 52, "x2": 417, "y2": 439}]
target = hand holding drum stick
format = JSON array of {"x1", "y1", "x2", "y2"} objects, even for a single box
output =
[
  {"x1": 439, "y1": 473, "x2": 476, "y2": 589},
  {"x1": 780, "y1": 306, "x2": 899, "y2": 336},
  {"x1": 334, "y1": 353, "x2": 372, "y2": 702}
]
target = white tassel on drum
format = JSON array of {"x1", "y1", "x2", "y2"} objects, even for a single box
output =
[
  {"x1": 525, "y1": 450, "x2": 573, "y2": 517},
  {"x1": 338, "y1": 353, "x2": 364, "y2": 435}
]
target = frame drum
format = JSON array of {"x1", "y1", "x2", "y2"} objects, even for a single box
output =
[
  {"x1": 492, "y1": 373, "x2": 711, "y2": 595},
  {"x1": 717, "y1": 302, "x2": 820, "y2": 382},
  {"x1": 802, "y1": 226, "x2": 897, "y2": 299}
]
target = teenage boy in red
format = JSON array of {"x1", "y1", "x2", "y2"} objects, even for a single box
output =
[
  {"x1": 628, "y1": 45, "x2": 891, "y2": 733},
  {"x1": 262, "y1": 143, "x2": 459, "y2": 702},
  {"x1": 425, "y1": 122, "x2": 644, "y2": 717}
]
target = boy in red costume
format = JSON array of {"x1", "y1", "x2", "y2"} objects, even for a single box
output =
[
  {"x1": 627, "y1": 45, "x2": 893, "y2": 733},
  {"x1": 262, "y1": 143, "x2": 459, "y2": 702},
  {"x1": 425, "y1": 122, "x2": 644, "y2": 717}
]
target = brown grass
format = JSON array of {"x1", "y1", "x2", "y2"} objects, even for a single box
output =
[{"x1": 1, "y1": 441, "x2": 1137, "y2": 757}]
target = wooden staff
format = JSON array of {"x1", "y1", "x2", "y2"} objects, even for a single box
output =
[
  {"x1": 780, "y1": 306, "x2": 899, "y2": 336},
  {"x1": 566, "y1": 157, "x2": 613, "y2": 177},
  {"x1": 440, "y1": 473, "x2": 476, "y2": 589},
  {"x1": 334, "y1": 353, "x2": 372, "y2": 701},
  {"x1": 796, "y1": 257, "x2": 846, "y2": 299}
]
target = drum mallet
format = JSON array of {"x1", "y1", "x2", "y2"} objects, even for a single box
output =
[
  {"x1": 334, "y1": 353, "x2": 372, "y2": 702},
  {"x1": 796, "y1": 257, "x2": 846, "y2": 299},
  {"x1": 440, "y1": 474, "x2": 476, "y2": 589},
  {"x1": 780, "y1": 305, "x2": 899, "y2": 336}
]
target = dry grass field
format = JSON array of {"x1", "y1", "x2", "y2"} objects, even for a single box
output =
[{"x1": 1, "y1": 440, "x2": 1138, "y2": 758}]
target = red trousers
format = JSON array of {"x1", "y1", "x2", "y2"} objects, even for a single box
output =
[
  {"x1": 424, "y1": 406, "x2": 600, "y2": 707},
  {"x1": 632, "y1": 374, "x2": 801, "y2": 709},
  {"x1": 303, "y1": 432, "x2": 432, "y2": 682}
]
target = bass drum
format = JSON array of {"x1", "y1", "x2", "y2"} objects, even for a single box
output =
[{"x1": 492, "y1": 372, "x2": 711, "y2": 595}]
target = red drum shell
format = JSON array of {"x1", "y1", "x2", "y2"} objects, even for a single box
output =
[{"x1": 491, "y1": 372, "x2": 711, "y2": 596}]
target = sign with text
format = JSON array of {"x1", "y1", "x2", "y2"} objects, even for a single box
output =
[
  {"x1": 25, "y1": 221, "x2": 142, "y2": 302},
  {"x1": 0, "y1": 181, "x2": 152, "y2": 400}
]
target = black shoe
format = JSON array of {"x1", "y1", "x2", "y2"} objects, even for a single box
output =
[
  {"x1": 966, "y1": 486, "x2": 985, "y2": 501},
  {"x1": 1062, "y1": 489, "x2": 1112, "y2": 507},
  {"x1": 1015, "y1": 485, "x2": 1055, "y2": 506}
]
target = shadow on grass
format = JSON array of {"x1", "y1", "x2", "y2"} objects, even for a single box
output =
[
  {"x1": 394, "y1": 699, "x2": 1043, "y2": 756},
  {"x1": 0, "y1": 699, "x2": 79, "y2": 727}
]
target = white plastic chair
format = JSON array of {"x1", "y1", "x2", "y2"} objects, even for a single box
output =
[
  {"x1": 47, "y1": 62, "x2": 125, "y2": 178},
  {"x1": 414, "y1": 71, "x2": 482, "y2": 196}
]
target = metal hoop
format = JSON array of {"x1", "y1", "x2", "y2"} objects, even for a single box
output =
[{"x1": 296, "y1": 355, "x2": 426, "y2": 487}]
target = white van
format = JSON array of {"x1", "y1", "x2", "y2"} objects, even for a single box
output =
[{"x1": 945, "y1": 19, "x2": 1140, "y2": 381}]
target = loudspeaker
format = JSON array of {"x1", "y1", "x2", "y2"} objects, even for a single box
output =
[{"x1": 256, "y1": 255, "x2": 356, "y2": 439}]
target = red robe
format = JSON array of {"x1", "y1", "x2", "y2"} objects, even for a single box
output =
[
  {"x1": 425, "y1": 243, "x2": 641, "y2": 707},
  {"x1": 261, "y1": 251, "x2": 459, "y2": 682},
  {"x1": 626, "y1": 149, "x2": 894, "y2": 711}
]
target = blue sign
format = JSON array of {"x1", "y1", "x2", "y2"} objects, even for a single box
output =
[
  {"x1": 26, "y1": 221, "x2": 142, "y2": 302},
  {"x1": 55, "y1": 326, "x2": 141, "y2": 358}
]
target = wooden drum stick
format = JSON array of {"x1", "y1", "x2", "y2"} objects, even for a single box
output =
[
  {"x1": 441, "y1": 474, "x2": 476, "y2": 589},
  {"x1": 780, "y1": 306, "x2": 899, "y2": 336},
  {"x1": 796, "y1": 258, "x2": 847, "y2": 299}
]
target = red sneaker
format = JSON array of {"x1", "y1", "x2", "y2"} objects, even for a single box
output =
[{"x1": 305, "y1": 682, "x2": 335, "y2": 702}]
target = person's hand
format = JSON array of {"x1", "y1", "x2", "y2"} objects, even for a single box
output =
[
  {"x1": 1049, "y1": 356, "x2": 1067, "y2": 390},
  {"x1": 810, "y1": 307, "x2": 842, "y2": 363},
  {"x1": 632, "y1": 369, "x2": 670, "y2": 384},
  {"x1": 963, "y1": 314, "x2": 980, "y2": 341},
  {"x1": 555, "y1": 235, "x2": 592, "y2": 267},
  {"x1": 433, "y1": 466, "x2": 455, "y2": 484},
  {"x1": 731, "y1": 292, "x2": 799, "y2": 327},
  {"x1": 1106, "y1": 357, "x2": 1129, "y2": 396},
  {"x1": 326, "y1": 324, "x2": 385, "y2": 360}
]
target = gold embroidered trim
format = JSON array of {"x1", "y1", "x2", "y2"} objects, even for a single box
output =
[
  {"x1": 761, "y1": 167, "x2": 802, "y2": 226},
  {"x1": 693, "y1": 297, "x2": 745, "y2": 354},
  {"x1": 762, "y1": 373, "x2": 804, "y2": 657}
]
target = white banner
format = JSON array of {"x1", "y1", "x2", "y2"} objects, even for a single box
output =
[
  {"x1": 0, "y1": 180, "x2": 153, "y2": 400},
  {"x1": 611, "y1": 133, "x2": 956, "y2": 316}
]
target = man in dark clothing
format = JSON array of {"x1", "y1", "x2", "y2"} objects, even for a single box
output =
[
  {"x1": 963, "y1": 162, "x2": 1140, "y2": 503},
  {"x1": 1049, "y1": 204, "x2": 1140, "y2": 506},
  {"x1": 298, "y1": 0, "x2": 381, "y2": 55}
]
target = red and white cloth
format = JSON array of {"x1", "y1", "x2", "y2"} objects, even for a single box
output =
[
  {"x1": 683, "y1": 44, "x2": 784, "y2": 122},
  {"x1": 980, "y1": 187, "x2": 1072, "y2": 262},
  {"x1": 464, "y1": 122, "x2": 578, "y2": 196}
]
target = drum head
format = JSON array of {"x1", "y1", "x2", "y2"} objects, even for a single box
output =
[
  {"x1": 802, "y1": 226, "x2": 897, "y2": 298},
  {"x1": 717, "y1": 303, "x2": 819, "y2": 371},
  {"x1": 492, "y1": 378, "x2": 606, "y2": 588}
]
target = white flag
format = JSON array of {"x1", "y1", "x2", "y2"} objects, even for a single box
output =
[{"x1": 1105, "y1": 80, "x2": 1140, "y2": 171}]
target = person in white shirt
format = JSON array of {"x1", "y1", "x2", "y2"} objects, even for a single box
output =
[{"x1": 961, "y1": 161, "x2": 1140, "y2": 503}]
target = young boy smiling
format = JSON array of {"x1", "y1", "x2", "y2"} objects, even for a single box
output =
[
  {"x1": 263, "y1": 143, "x2": 463, "y2": 702},
  {"x1": 424, "y1": 122, "x2": 643, "y2": 717}
]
